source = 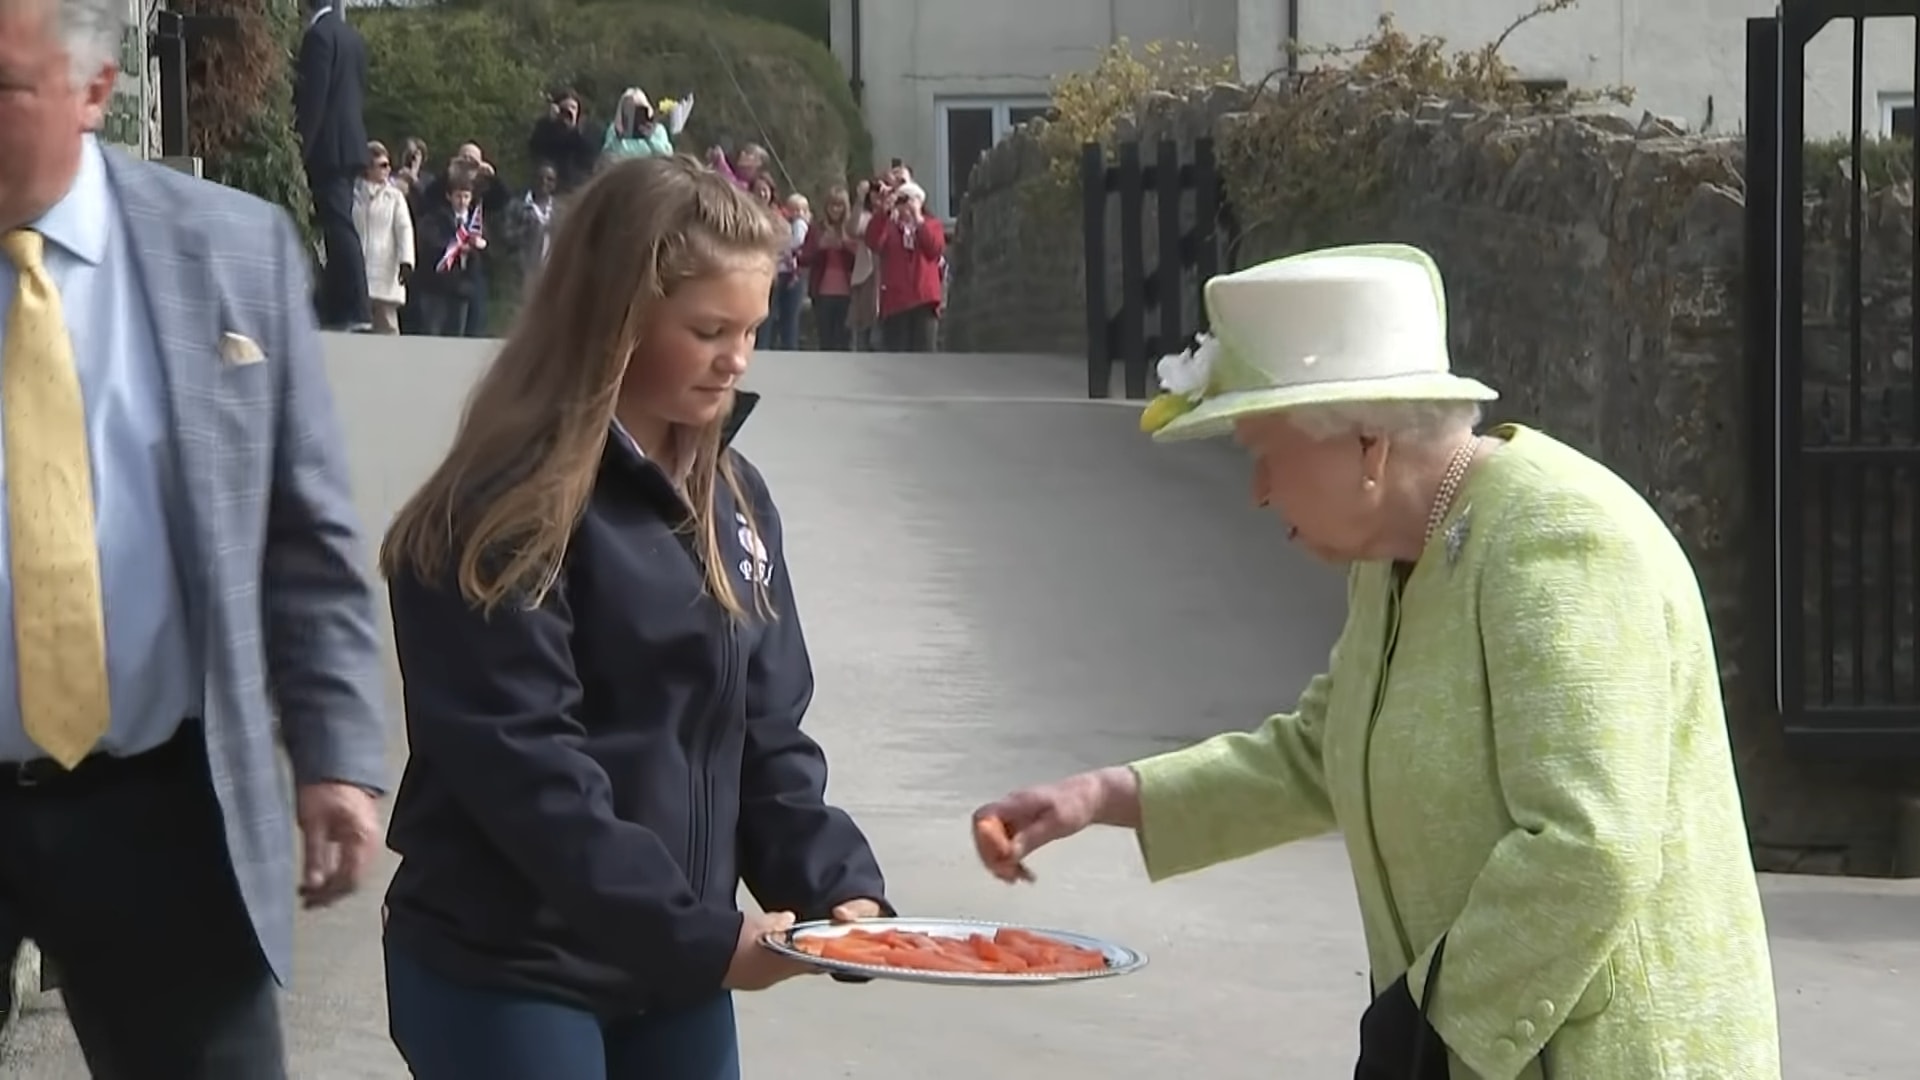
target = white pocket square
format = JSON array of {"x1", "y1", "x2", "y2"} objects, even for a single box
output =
[{"x1": 219, "y1": 331, "x2": 265, "y2": 366}]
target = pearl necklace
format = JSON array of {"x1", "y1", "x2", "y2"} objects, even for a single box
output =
[{"x1": 1424, "y1": 436, "x2": 1483, "y2": 547}]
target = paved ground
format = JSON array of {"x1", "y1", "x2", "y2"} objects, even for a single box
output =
[{"x1": 3, "y1": 345, "x2": 1915, "y2": 1077}]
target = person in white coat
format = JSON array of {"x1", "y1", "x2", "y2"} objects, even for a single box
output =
[{"x1": 354, "y1": 140, "x2": 416, "y2": 334}]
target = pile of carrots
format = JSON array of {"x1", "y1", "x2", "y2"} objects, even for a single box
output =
[{"x1": 796, "y1": 926, "x2": 1110, "y2": 976}]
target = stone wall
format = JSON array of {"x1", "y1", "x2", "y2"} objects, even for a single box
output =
[{"x1": 945, "y1": 90, "x2": 1920, "y2": 875}]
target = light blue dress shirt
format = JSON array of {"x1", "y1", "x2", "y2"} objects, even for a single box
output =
[{"x1": 0, "y1": 136, "x2": 200, "y2": 763}]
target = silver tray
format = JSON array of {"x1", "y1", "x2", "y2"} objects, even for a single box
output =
[{"x1": 760, "y1": 917, "x2": 1148, "y2": 987}]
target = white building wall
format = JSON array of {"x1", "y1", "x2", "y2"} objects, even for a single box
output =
[
  {"x1": 831, "y1": 0, "x2": 1239, "y2": 213},
  {"x1": 1295, "y1": 0, "x2": 1915, "y2": 140}
]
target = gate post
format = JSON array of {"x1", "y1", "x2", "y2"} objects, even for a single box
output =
[
  {"x1": 1744, "y1": 14, "x2": 1783, "y2": 719},
  {"x1": 1081, "y1": 142, "x2": 1111, "y2": 399}
]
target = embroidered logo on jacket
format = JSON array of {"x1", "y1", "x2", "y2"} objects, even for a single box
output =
[{"x1": 736, "y1": 512, "x2": 772, "y2": 586}]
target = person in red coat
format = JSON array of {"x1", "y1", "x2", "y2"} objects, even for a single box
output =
[{"x1": 862, "y1": 181, "x2": 945, "y2": 352}]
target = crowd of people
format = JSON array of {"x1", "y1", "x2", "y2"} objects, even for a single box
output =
[{"x1": 299, "y1": 3, "x2": 950, "y2": 351}]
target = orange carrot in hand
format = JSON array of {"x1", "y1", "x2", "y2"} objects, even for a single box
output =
[{"x1": 974, "y1": 815, "x2": 1036, "y2": 883}]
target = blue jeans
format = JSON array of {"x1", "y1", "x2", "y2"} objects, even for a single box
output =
[
  {"x1": 758, "y1": 273, "x2": 804, "y2": 351},
  {"x1": 385, "y1": 943, "x2": 741, "y2": 1080}
]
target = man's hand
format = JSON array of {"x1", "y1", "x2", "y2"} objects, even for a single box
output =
[{"x1": 296, "y1": 782, "x2": 381, "y2": 909}]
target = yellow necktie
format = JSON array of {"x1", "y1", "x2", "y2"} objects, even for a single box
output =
[{"x1": 2, "y1": 229, "x2": 110, "y2": 769}]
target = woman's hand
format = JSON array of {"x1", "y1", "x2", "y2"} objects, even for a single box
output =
[
  {"x1": 722, "y1": 910, "x2": 813, "y2": 991},
  {"x1": 970, "y1": 766, "x2": 1140, "y2": 883},
  {"x1": 830, "y1": 898, "x2": 885, "y2": 922}
]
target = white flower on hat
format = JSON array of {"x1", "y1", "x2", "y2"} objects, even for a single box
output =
[
  {"x1": 1156, "y1": 333, "x2": 1217, "y2": 402},
  {"x1": 1140, "y1": 333, "x2": 1219, "y2": 434}
]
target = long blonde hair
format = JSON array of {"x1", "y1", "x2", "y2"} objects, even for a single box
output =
[{"x1": 380, "y1": 155, "x2": 788, "y2": 618}]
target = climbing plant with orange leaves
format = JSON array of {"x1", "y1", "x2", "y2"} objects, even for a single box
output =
[{"x1": 171, "y1": 0, "x2": 313, "y2": 233}]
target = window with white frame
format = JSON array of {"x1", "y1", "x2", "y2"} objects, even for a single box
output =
[
  {"x1": 934, "y1": 98, "x2": 1055, "y2": 219},
  {"x1": 1881, "y1": 91, "x2": 1915, "y2": 140}
]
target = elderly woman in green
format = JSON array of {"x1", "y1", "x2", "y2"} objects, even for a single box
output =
[{"x1": 973, "y1": 244, "x2": 1782, "y2": 1079}]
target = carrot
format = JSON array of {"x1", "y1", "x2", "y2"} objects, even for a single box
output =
[
  {"x1": 974, "y1": 816, "x2": 1037, "y2": 883},
  {"x1": 888, "y1": 948, "x2": 993, "y2": 973},
  {"x1": 995, "y1": 928, "x2": 1108, "y2": 972},
  {"x1": 818, "y1": 936, "x2": 897, "y2": 964},
  {"x1": 974, "y1": 817, "x2": 1015, "y2": 859},
  {"x1": 804, "y1": 927, "x2": 1108, "y2": 975},
  {"x1": 965, "y1": 934, "x2": 1031, "y2": 971}
]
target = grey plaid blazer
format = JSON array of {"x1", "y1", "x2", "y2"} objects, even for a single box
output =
[{"x1": 100, "y1": 148, "x2": 388, "y2": 982}]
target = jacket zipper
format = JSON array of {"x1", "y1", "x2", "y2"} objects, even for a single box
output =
[{"x1": 686, "y1": 615, "x2": 742, "y2": 901}]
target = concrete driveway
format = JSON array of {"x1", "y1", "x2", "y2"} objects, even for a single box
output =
[{"x1": 2, "y1": 345, "x2": 1914, "y2": 1078}]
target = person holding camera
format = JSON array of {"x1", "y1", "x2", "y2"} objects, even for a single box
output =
[
  {"x1": 393, "y1": 137, "x2": 432, "y2": 200},
  {"x1": 528, "y1": 89, "x2": 600, "y2": 194},
  {"x1": 603, "y1": 88, "x2": 688, "y2": 162},
  {"x1": 862, "y1": 180, "x2": 944, "y2": 352},
  {"x1": 846, "y1": 177, "x2": 885, "y2": 349}
]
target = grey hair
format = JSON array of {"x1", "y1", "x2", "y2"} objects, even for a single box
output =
[
  {"x1": 44, "y1": 0, "x2": 128, "y2": 85},
  {"x1": 1283, "y1": 400, "x2": 1483, "y2": 444}
]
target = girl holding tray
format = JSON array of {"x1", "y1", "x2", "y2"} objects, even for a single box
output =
[
  {"x1": 974, "y1": 244, "x2": 1781, "y2": 1079},
  {"x1": 378, "y1": 154, "x2": 891, "y2": 1080}
]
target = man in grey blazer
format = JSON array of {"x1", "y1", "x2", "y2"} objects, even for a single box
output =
[{"x1": 0, "y1": 0, "x2": 388, "y2": 1075}]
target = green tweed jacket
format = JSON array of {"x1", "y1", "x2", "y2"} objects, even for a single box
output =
[{"x1": 1131, "y1": 426, "x2": 1781, "y2": 1079}]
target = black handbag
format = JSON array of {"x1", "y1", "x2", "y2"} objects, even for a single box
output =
[{"x1": 1355, "y1": 936, "x2": 1450, "y2": 1080}]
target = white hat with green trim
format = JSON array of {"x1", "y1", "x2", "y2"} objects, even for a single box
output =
[{"x1": 1139, "y1": 243, "x2": 1499, "y2": 443}]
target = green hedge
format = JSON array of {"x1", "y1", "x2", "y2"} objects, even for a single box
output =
[
  {"x1": 607, "y1": 0, "x2": 828, "y2": 45},
  {"x1": 357, "y1": 1, "x2": 870, "y2": 199}
]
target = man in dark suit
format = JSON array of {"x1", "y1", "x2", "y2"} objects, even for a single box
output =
[{"x1": 293, "y1": 0, "x2": 372, "y2": 331}]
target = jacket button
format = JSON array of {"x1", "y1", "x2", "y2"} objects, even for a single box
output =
[
  {"x1": 1494, "y1": 1037, "x2": 1516, "y2": 1056},
  {"x1": 1513, "y1": 1019, "x2": 1536, "y2": 1042},
  {"x1": 1535, "y1": 999, "x2": 1557, "y2": 1022}
]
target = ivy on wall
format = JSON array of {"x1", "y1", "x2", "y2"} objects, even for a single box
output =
[
  {"x1": 1026, "y1": 38, "x2": 1235, "y2": 210},
  {"x1": 175, "y1": 0, "x2": 314, "y2": 240},
  {"x1": 1025, "y1": 2, "x2": 1633, "y2": 247},
  {"x1": 1214, "y1": 3, "x2": 1630, "y2": 242}
]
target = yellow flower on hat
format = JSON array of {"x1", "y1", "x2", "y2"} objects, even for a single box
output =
[{"x1": 1139, "y1": 333, "x2": 1219, "y2": 433}]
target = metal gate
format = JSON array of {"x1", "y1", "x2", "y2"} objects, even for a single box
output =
[{"x1": 1747, "y1": 0, "x2": 1920, "y2": 755}]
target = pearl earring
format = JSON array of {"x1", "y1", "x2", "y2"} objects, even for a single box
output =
[{"x1": 1363, "y1": 478, "x2": 1378, "y2": 490}]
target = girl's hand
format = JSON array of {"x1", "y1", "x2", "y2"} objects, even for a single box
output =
[
  {"x1": 723, "y1": 910, "x2": 812, "y2": 991},
  {"x1": 831, "y1": 898, "x2": 885, "y2": 922}
]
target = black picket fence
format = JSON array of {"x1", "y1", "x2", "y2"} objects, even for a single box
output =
[{"x1": 1080, "y1": 138, "x2": 1239, "y2": 400}]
